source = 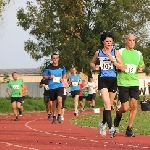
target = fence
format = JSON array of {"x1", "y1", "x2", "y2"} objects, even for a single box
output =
[{"x1": 0, "y1": 82, "x2": 71, "y2": 98}]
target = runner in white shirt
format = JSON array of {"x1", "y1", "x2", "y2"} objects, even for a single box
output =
[{"x1": 83, "y1": 76, "x2": 97, "y2": 108}]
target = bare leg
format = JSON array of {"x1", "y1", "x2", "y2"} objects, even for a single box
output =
[
  {"x1": 74, "y1": 95, "x2": 79, "y2": 112},
  {"x1": 128, "y1": 98, "x2": 138, "y2": 128}
]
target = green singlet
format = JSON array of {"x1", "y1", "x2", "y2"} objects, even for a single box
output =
[
  {"x1": 117, "y1": 48, "x2": 145, "y2": 87},
  {"x1": 8, "y1": 79, "x2": 24, "y2": 97}
]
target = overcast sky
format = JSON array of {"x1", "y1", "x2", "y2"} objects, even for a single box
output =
[{"x1": 0, "y1": 0, "x2": 46, "y2": 69}]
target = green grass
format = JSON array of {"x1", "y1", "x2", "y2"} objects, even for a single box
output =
[
  {"x1": 0, "y1": 96, "x2": 104, "y2": 113},
  {"x1": 70, "y1": 110, "x2": 150, "y2": 135}
]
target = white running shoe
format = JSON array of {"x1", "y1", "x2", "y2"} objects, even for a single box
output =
[
  {"x1": 99, "y1": 121, "x2": 106, "y2": 136},
  {"x1": 74, "y1": 110, "x2": 78, "y2": 116},
  {"x1": 61, "y1": 116, "x2": 64, "y2": 121},
  {"x1": 109, "y1": 127, "x2": 116, "y2": 138}
]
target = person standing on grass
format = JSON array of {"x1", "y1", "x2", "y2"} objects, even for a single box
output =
[
  {"x1": 6, "y1": 72, "x2": 24, "y2": 121},
  {"x1": 43, "y1": 53, "x2": 66, "y2": 124},
  {"x1": 90, "y1": 31, "x2": 124, "y2": 138},
  {"x1": 19, "y1": 78, "x2": 28, "y2": 116},
  {"x1": 39, "y1": 75, "x2": 52, "y2": 119},
  {"x1": 68, "y1": 67, "x2": 82, "y2": 116},
  {"x1": 61, "y1": 79, "x2": 69, "y2": 121},
  {"x1": 114, "y1": 33, "x2": 145, "y2": 137}
]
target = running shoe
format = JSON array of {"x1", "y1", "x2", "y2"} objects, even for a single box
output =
[
  {"x1": 125, "y1": 126, "x2": 135, "y2": 137},
  {"x1": 99, "y1": 121, "x2": 106, "y2": 136},
  {"x1": 109, "y1": 127, "x2": 116, "y2": 138}
]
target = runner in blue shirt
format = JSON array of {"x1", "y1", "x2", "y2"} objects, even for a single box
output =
[
  {"x1": 68, "y1": 67, "x2": 82, "y2": 116},
  {"x1": 43, "y1": 53, "x2": 66, "y2": 124}
]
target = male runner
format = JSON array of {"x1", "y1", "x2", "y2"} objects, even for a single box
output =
[
  {"x1": 6, "y1": 72, "x2": 24, "y2": 121},
  {"x1": 39, "y1": 75, "x2": 52, "y2": 119},
  {"x1": 43, "y1": 53, "x2": 66, "y2": 124},
  {"x1": 114, "y1": 33, "x2": 145, "y2": 137}
]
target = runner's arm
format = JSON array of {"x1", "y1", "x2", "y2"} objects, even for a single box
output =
[{"x1": 90, "y1": 51, "x2": 99, "y2": 70}]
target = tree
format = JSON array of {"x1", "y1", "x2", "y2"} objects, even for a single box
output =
[
  {"x1": 0, "y1": 0, "x2": 10, "y2": 16},
  {"x1": 17, "y1": 0, "x2": 150, "y2": 73}
]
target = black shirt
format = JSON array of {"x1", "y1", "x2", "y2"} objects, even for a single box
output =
[{"x1": 40, "y1": 79, "x2": 49, "y2": 96}]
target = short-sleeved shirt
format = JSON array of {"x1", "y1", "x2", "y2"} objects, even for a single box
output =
[
  {"x1": 86, "y1": 82, "x2": 96, "y2": 94},
  {"x1": 43, "y1": 64, "x2": 66, "y2": 89},
  {"x1": 117, "y1": 48, "x2": 145, "y2": 87},
  {"x1": 22, "y1": 85, "x2": 28, "y2": 97},
  {"x1": 8, "y1": 79, "x2": 24, "y2": 97},
  {"x1": 68, "y1": 74, "x2": 81, "y2": 91},
  {"x1": 40, "y1": 79, "x2": 49, "y2": 96}
]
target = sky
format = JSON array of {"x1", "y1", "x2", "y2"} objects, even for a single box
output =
[{"x1": 0, "y1": 0, "x2": 47, "y2": 69}]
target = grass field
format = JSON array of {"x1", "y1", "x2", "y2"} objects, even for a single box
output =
[
  {"x1": 70, "y1": 110, "x2": 150, "y2": 135},
  {"x1": 0, "y1": 96, "x2": 104, "y2": 113}
]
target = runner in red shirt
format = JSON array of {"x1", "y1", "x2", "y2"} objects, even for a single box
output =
[{"x1": 79, "y1": 81, "x2": 85, "y2": 112}]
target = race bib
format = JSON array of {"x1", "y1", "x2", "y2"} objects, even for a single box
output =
[
  {"x1": 72, "y1": 82, "x2": 78, "y2": 86},
  {"x1": 12, "y1": 85, "x2": 19, "y2": 89},
  {"x1": 45, "y1": 85, "x2": 49, "y2": 90},
  {"x1": 100, "y1": 60, "x2": 113, "y2": 70},
  {"x1": 53, "y1": 77, "x2": 60, "y2": 83},
  {"x1": 125, "y1": 64, "x2": 137, "y2": 74}
]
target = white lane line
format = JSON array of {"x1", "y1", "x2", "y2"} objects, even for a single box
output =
[
  {"x1": 25, "y1": 118, "x2": 149, "y2": 149},
  {"x1": 0, "y1": 141, "x2": 38, "y2": 150}
]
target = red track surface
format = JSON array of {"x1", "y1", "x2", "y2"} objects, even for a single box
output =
[{"x1": 0, "y1": 110, "x2": 150, "y2": 150}]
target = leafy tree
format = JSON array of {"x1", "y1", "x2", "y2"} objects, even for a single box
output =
[
  {"x1": 0, "y1": 74, "x2": 10, "y2": 83},
  {"x1": 0, "y1": 0, "x2": 10, "y2": 17},
  {"x1": 17, "y1": 0, "x2": 150, "y2": 74}
]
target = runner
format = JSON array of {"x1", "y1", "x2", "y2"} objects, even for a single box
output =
[
  {"x1": 39, "y1": 75, "x2": 52, "y2": 119},
  {"x1": 68, "y1": 67, "x2": 81, "y2": 116},
  {"x1": 6, "y1": 72, "x2": 24, "y2": 121},
  {"x1": 90, "y1": 31, "x2": 124, "y2": 138},
  {"x1": 79, "y1": 80, "x2": 85, "y2": 112},
  {"x1": 61, "y1": 79, "x2": 69, "y2": 121},
  {"x1": 43, "y1": 53, "x2": 66, "y2": 124},
  {"x1": 92, "y1": 79, "x2": 98, "y2": 108},
  {"x1": 83, "y1": 77, "x2": 96, "y2": 108},
  {"x1": 114, "y1": 33, "x2": 145, "y2": 137},
  {"x1": 82, "y1": 83, "x2": 88, "y2": 106},
  {"x1": 19, "y1": 78, "x2": 28, "y2": 116}
]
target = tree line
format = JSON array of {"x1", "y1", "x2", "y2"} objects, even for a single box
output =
[{"x1": 16, "y1": 0, "x2": 150, "y2": 74}]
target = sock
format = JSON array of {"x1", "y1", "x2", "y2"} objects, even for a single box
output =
[
  {"x1": 92, "y1": 106, "x2": 95, "y2": 108},
  {"x1": 104, "y1": 110, "x2": 112, "y2": 129},
  {"x1": 57, "y1": 114, "x2": 60, "y2": 117},
  {"x1": 53, "y1": 116, "x2": 56, "y2": 118},
  {"x1": 102, "y1": 109, "x2": 106, "y2": 124}
]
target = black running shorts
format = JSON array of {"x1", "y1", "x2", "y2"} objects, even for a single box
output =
[
  {"x1": 49, "y1": 87, "x2": 64, "y2": 101},
  {"x1": 11, "y1": 97, "x2": 22, "y2": 103},
  {"x1": 98, "y1": 77, "x2": 117, "y2": 93},
  {"x1": 118, "y1": 86, "x2": 139, "y2": 103},
  {"x1": 79, "y1": 96, "x2": 83, "y2": 101},
  {"x1": 71, "y1": 90, "x2": 80, "y2": 98},
  {"x1": 44, "y1": 96, "x2": 50, "y2": 103}
]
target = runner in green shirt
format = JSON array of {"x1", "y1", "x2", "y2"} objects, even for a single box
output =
[
  {"x1": 114, "y1": 33, "x2": 145, "y2": 137},
  {"x1": 6, "y1": 72, "x2": 24, "y2": 121}
]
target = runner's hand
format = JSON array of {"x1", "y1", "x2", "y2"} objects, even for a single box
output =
[
  {"x1": 94, "y1": 65, "x2": 100, "y2": 70},
  {"x1": 138, "y1": 66, "x2": 143, "y2": 72},
  {"x1": 50, "y1": 75, "x2": 55, "y2": 79},
  {"x1": 106, "y1": 53, "x2": 114, "y2": 62}
]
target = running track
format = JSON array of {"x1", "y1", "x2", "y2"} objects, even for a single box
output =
[{"x1": 0, "y1": 110, "x2": 150, "y2": 150}]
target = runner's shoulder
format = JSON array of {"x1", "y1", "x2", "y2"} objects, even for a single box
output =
[{"x1": 47, "y1": 64, "x2": 65, "y2": 70}]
